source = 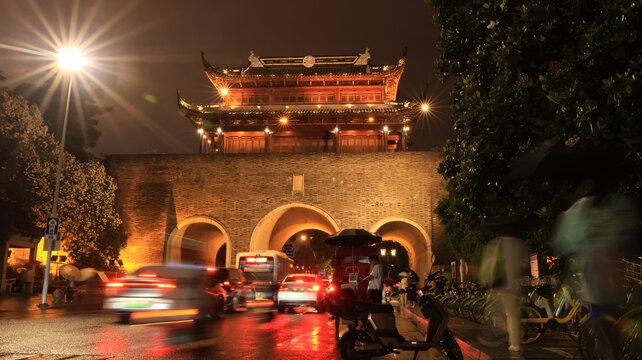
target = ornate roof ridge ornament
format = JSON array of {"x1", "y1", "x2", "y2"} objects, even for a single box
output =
[
  {"x1": 354, "y1": 48, "x2": 371, "y2": 66},
  {"x1": 201, "y1": 51, "x2": 212, "y2": 69},
  {"x1": 398, "y1": 46, "x2": 407, "y2": 66},
  {"x1": 248, "y1": 50, "x2": 263, "y2": 67}
]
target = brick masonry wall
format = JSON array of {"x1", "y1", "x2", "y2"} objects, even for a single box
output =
[{"x1": 106, "y1": 151, "x2": 454, "y2": 269}]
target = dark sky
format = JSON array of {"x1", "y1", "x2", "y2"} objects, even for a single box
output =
[{"x1": 0, "y1": 0, "x2": 453, "y2": 155}]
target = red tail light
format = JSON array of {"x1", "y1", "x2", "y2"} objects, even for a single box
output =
[
  {"x1": 107, "y1": 282, "x2": 124, "y2": 287},
  {"x1": 139, "y1": 273, "x2": 156, "y2": 278},
  {"x1": 307, "y1": 285, "x2": 320, "y2": 292},
  {"x1": 279, "y1": 286, "x2": 289, "y2": 291},
  {"x1": 223, "y1": 281, "x2": 230, "y2": 285},
  {"x1": 328, "y1": 286, "x2": 335, "y2": 292}
]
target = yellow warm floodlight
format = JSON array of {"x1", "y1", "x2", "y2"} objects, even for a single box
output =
[
  {"x1": 56, "y1": 48, "x2": 87, "y2": 71},
  {"x1": 421, "y1": 103, "x2": 430, "y2": 112}
]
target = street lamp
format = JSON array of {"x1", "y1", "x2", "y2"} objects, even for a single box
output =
[
  {"x1": 38, "y1": 48, "x2": 86, "y2": 309},
  {"x1": 379, "y1": 247, "x2": 396, "y2": 277}
]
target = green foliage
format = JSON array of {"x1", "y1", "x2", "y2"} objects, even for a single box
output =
[
  {"x1": 13, "y1": 78, "x2": 110, "y2": 161},
  {"x1": 427, "y1": 0, "x2": 642, "y2": 262},
  {"x1": 0, "y1": 89, "x2": 125, "y2": 269}
]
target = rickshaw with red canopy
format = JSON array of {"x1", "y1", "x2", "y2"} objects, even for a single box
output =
[
  {"x1": 331, "y1": 246, "x2": 379, "y2": 302},
  {"x1": 322, "y1": 229, "x2": 382, "y2": 340}
]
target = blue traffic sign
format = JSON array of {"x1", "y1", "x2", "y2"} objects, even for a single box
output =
[{"x1": 45, "y1": 217, "x2": 59, "y2": 235}]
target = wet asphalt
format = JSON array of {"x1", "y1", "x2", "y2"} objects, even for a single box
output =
[{"x1": 0, "y1": 306, "x2": 446, "y2": 360}]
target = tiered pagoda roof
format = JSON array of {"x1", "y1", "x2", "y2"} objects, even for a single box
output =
[{"x1": 178, "y1": 48, "x2": 416, "y2": 131}]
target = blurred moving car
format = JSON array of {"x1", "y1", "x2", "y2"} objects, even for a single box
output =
[
  {"x1": 215, "y1": 268, "x2": 257, "y2": 312},
  {"x1": 276, "y1": 273, "x2": 326, "y2": 313},
  {"x1": 104, "y1": 264, "x2": 224, "y2": 323}
]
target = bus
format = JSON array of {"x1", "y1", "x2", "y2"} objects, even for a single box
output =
[{"x1": 236, "y1": 250, "x2": 294, "y2": 302}]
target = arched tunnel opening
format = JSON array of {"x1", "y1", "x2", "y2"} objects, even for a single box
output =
[
  {"x1": 177, "y1": 222, "x2": 227, "y2": 267},
  {"x1": 280, "y1": 229, "x2": 335, "y2": 275},
  {"x1": 371, "y1": 219, "x2": 432, "y2": 280},
  {"x1": 373, "y1": 240, "x2": 410, "y2": 281}
]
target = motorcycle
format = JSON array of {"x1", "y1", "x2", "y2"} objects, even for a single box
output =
[{"x1": 327, "y1": 256, "x2": 463, "y2": 360}]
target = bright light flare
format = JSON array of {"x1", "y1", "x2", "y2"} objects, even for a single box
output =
[
  {"x1": 56, "y1": 47, "x2": 87, "y2": 70},
  {"x1": 220, "y1": 88, "x2": 229, "y2": 96},
  {"x1": 421, "y1": 103, "x2": 430, "y2": 112}
]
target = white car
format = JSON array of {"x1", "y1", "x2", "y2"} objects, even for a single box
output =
[{"x1": 276, "y1": 274, "x2": 325, "y2": 313}]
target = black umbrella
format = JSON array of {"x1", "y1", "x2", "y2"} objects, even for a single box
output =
[
  {"x1": 508, "y1": 139, "x2": 618, "y2": 182},
  {"x1": 481, "y1": 215, "x2": 535, "y2": 236},
  {"x1": 324, "y1": 229, "x2": 382, "y2": 247}
]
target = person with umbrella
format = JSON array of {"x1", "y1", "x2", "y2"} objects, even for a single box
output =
[{"x1": 359, "y1": 255, "x2": 384, "y2": 304}]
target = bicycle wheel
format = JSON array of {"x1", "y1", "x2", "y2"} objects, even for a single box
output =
[
  {"x1": 470, "y1": 298, "x2": 486, "y2": 323},
  {"x1": 617, "y1": 308, "x2": 642, "y2": 360},
  {"x1": 519, "y1": 304, "x2": 544, "y2": 344},
  {"x1": 486, "y1": 303, "x2": 508, "y2": 343},
  {"x1": 579, "y1": 315, "x2": 620, "y2": 360},
  {"x1": 564, "y1": 305, "x2": 589, "y2": 343}
]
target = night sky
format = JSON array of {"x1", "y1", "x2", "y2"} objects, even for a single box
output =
[{"x1": 0, "y1": 0, "x2": 453, "y2": 156}]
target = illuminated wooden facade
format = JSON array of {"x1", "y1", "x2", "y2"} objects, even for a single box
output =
[{"x1": 178, "y1": 49, "x2": 421, "y2": 154}]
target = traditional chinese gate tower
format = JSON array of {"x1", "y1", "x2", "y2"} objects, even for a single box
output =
[
  {"x1": 106, "y1": 48, "x2": 452, "y2": 281},
  {"x1": 178, "y1": 49, "x2": 420, "y2": 153}
]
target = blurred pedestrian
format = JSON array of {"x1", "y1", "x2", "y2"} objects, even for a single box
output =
[
  {"x1": 479, "y1": 216, "x2": 529, "y2": 360},
  {"x1": 13, "y1": 269, "x2": 24, "y2": 293},
  {"x1": 22, "y1": 266, "x2": 35, "y2": 296},
  {"x1": 65, "y1": 279, "x2": 75, "y2": 304},
  {"x1": 360, "y1": 255, "x2": 384, "y2": 304},
  {"x1": 406, "y1": 268, "x2": 420, "y2": 308},
  {"x1": 399, "y1": 274, "x2": 409, "y2": 307},
  {"x1": 552, "y1": 172, "x2": 639, "y2": 359}
]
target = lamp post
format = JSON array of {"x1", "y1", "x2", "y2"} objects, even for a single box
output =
[
  {"x1": 197, "y1": 128, "x2": 204, "y2": 154},
  {"x1": 38, "y1": 48, "x2": 86, "y2": 309},
  {"x1": 380, "y1": 247, "x2": 397, "y2": 278}
]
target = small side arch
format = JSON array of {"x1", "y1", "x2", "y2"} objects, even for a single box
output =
[
  {"x1": 370, "y1": 217, "x2": 433, "y2": 280},
  {"x1": 166, "y1": 215, "x2": 232, "y2": 267}
]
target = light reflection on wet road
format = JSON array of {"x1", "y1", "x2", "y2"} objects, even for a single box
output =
[
  {"x1": 0, "y1": 307, "x2": 443, "y2": 359},
  {"x1": 0, "y1": 308, "x2": 341, "y2": 359}
]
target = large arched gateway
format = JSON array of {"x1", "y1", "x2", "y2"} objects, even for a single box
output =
[{"x1": 249, "y1": 203, "x2": 340, "y2": 252}]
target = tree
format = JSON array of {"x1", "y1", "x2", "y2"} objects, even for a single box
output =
[
  {"x1": 428, "y1": 0, "x2": 642, "y2": 262},
  {"x1": 0, "y1": 88, "x2": 125, "y2": 268},
  {"x1": 13, "y1": 78, "x2": 110, "y2": 161}
]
